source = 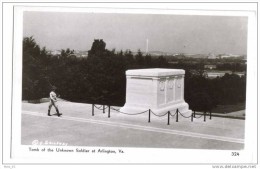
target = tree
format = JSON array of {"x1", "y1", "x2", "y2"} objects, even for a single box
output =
[
  {"x1": 144, "y1": 54, "x2": 152, "y2": 66},
  {"x1": 135, "y1": 49, "x2": 144, "y2": 65},
  {"x1": 22, "y1": 36, "x2": 50, "y2": 100},
  {"x1": 217, "y1": 73, "x2": 246, "y2": 104},
  {"x1": 124, "y1": 50, "x2": 135, "y2": 68},
  {"x1": 156, "y1": 56, "x2": 168, "y2": 67},
  {"x1": 187, "y1": 92, "x2": 214, "y2": 112},
  {"x1": 88, "y1": 39, "x2": 106, "y2": 57},
  {"x1": 22, "y1": 37, "x2": 247, "y2": 109},
  {"x1": 60, "y1": 48, "x2": 74, "y2": 58}
]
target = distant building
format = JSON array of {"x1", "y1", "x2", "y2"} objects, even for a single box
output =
[
  {"x1": 219, "y1": 54, "x2": 243, "y2": 59},
  {"x1": 51, "y1": 50, "x2": 61, "y2": 56},
  {"x1": 204, "y1": 65, "x2": 217, "y2": 70},
  {"x1": 206, "y1": 71, "x2": 231, "y2": 78},
  {"x1": 206, "y1": 70, "x2": 245, "y2": 79},
  {"x1": 74, "y1": 51, "x2": 88, "y2": 58},
  {"x1": 207, "y1": 53, "x2": 217, "y2": 59},
  {"x1": 220, "y1": 55, "x2": 231, "y2": 59}
]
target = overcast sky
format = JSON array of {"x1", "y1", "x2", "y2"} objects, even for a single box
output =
[{"x1": 23, "y1": 12, "x2": 248, "y2": 55}]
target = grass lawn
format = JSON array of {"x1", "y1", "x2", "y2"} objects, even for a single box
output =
[{"x1": 211, "y1": 103, "x2": 245, "y2": 114}]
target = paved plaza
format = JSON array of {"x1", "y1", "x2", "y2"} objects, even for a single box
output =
[{"x1": 22, "y1": 100, "x2": 245, "y2": 149}]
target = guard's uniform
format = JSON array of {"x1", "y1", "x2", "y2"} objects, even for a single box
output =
[{"x1": 48, "y1": 91, "x2": 61, "y2": 116}]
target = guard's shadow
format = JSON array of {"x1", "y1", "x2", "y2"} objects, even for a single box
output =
[{"x1": 51, "y1": 113, "x2": 62, "y2": 116}]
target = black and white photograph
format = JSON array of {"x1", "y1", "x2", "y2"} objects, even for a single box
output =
[{"x1": 1, "y1": 2, "x2": 258, "y2": 168}]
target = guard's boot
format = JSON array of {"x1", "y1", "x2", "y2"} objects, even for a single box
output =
[
  {"x1": 56, "y1": 109, "x2": 62, "y2": 117},
  {"x1": 48, "y1": 110, "x2": 51, "y2": 116}
]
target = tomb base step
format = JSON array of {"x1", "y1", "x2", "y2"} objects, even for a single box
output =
[{"x1": 120, "y1": 102, "x2": 192, "y2": 116}]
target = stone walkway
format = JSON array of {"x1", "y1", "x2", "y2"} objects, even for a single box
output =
[{"x1": 22, "y1": 101, "x2": 245, "y2": 149}]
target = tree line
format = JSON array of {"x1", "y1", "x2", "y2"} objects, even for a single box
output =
[{"x1": 22, "y1": 37, "x2": 246, "y2": 111}]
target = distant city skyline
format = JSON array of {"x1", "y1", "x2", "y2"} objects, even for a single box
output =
[{"x1": 23, "y1": 12, "x2": 248, "y2": 55}]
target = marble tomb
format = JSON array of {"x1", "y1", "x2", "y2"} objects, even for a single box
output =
[{"x1": 120, "y1": 68, "x2": 192, "y2": 116}]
